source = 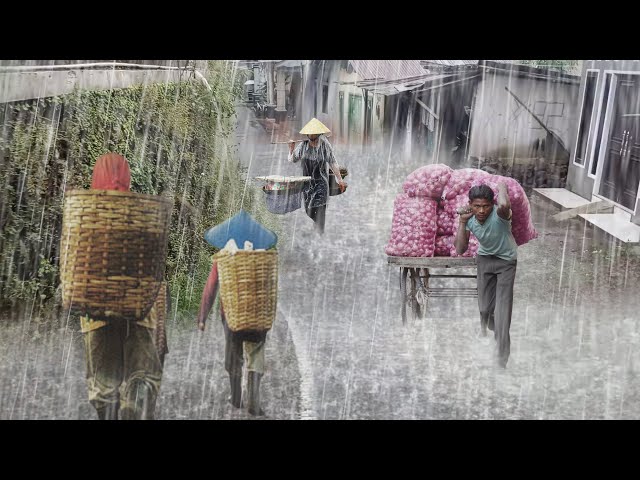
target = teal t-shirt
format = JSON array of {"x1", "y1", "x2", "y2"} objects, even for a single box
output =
[{"x1": 466, "y1": 207, "x2": 518, "y2": 261}]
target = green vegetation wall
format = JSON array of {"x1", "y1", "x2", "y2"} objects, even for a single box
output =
[
  {"x1": 517, "y1": 60, "x2": 580, "y2": 74},
  {"x1": 0, "y1": 61, "x2": 281, "y2": 317}
]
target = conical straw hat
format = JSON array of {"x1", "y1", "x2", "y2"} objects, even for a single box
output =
[{"x1": 299, "y1": 118, "x2": 331, "y2": 135}]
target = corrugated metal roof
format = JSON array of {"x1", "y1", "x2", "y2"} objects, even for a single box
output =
[
  {"x1": 421, "y1": 60, "x2": 479, "y2": 66},
  {"x1": 367, "y1": 81, "x2": 426, "y2": 96},
  {"x1": 349, "y1": 60, "x2": 429, "y2": 82},
  {"x1": 364, "y1": 73, "x2": 462, "y2": 96}
]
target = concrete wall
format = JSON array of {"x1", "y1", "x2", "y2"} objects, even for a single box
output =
[
  {"x1": 0, "y1": 60, "x2": 190, "y2": 68},
  {"x1": 632, "y1": 199, "x2": 640, "y2": 226},
  {"x1": 0, "y1": 60, "x2": 202, "y2": 103},
  {"x1": 0, "y1": 65, "x2": 195, "y2": 104},
  {"x1": 467, "y1": 69, "x2": 580, "y2": 187},
  {"x1": 566, "y1": 160, "x2": 596, "y2": 199},
  {"x1": 469, "y1": 70, "x2": 580, "y2": 161}
]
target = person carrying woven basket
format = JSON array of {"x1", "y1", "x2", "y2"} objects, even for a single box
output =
[
  {"x1": 288, "y1": 118, "x2": 346, "y2": 234},
  {"x1": 196, "y1": 210, "x2": 278, "y2": 416},
  {"x1": 81, "y1": 152, "x2": 166, "y2": 420}
]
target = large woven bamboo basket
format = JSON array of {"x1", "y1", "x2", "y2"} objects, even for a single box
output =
[
  {"x1": 59, "y1": 189, "x2": 172, "y2": 322},
  {"x1": 214, "y1": 250, "x2": 278, "y2": 333}
]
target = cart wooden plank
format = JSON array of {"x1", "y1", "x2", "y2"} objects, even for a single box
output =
[{"x1": 387, "y1": 256, "x2": 476, "y2": 268}]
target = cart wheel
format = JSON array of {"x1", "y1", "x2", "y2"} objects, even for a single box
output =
[
  {"x1": 410, "y1": 269, "x2": 422, "y2": 319},
  {"x1": 400, "y1": 267, "x2": 408, "y2": 324}
]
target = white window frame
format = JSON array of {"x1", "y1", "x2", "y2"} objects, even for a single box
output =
[
  {"x1": 587, "y1": 71, "x2": 609, "y2": 179},
  {"x1": 573, "y1": 69, "x2": 600, "y2": 169}
]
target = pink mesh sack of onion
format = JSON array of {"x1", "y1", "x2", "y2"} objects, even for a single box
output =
[
  {"x1": 449, "y1": 232, "x2": 479, "y2": 257},
  {"x1": 435, "y1": 219, "x2": 480, "y2": 257},
  {"x1": 481, "y1": 175, "x2": 538, "y2": 246},
  {"x1": 439, "y1": 193, "x2": 478, "y2": 257},
  {"x1": 402, "y1": 164, "x2": 453, "y2": 199},
  {"x1": 441, "y1": 168, "x2": 493, "y2": 200},
  {"x1": 384, "y1": 193, "x2": 438, "y2": 257},
  {"x1": 436, "y1": 206, "x2": 456, "y2": 236},
  {"x1": 435, "y1": 233, "x2": 480, "y2": 257},
  {"x1": 434, "y1": 235, "x2": 453, "y2": 256}
]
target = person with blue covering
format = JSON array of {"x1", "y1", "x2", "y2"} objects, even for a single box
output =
[{"x1": 196, "y1": 210, "x2": 277, "y2": 416}]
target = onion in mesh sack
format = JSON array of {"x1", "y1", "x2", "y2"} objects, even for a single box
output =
[
  {"x1": 385, "y1": 193, "x2": 438, "y2": 257},
  {"x1": 434, "y1": 235, "x2": 453, "y2": 256},
  {"x1": 450, "y1": 232, "x2": 479, "y2": 257},
  {"x1": 403, "y1": 164, "x2": 453, "y2": 199}
]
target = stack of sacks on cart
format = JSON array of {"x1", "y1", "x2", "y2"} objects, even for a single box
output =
[{"x1": 384, "y1": 164, "x2": 538, "y2": 257}]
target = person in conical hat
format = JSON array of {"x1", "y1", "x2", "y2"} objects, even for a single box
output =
[{"x1": 288, "y1": 118, "x2": 345, "y2": 234}]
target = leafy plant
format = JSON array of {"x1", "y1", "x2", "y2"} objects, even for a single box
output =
[
  {"x1": 518, "y1": 60, "x2": 580, "y2": 74},
  {"x1": 0, "y1": 61, "x2": 281, "y2": 318}
]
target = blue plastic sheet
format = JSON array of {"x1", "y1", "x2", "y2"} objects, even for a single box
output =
[{"x1": 204, "y1": 209, "x2": 277, "y2": 249}]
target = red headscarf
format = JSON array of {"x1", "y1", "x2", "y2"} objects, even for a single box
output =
[{"x1": 91, "y1": 153, "x2": 131, "y2": 191}]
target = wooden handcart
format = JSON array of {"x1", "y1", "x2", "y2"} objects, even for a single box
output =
[{"x1": 387, "y1": 256, "x2": 478, "y2": 323}]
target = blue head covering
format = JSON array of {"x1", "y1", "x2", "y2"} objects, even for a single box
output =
[{"x1": 204, "y1": 209, "x2": 277, "y2": 249}]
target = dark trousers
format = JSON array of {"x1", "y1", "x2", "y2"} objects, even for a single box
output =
[
  {"x1": 84, "y1": 322, "x2": 162, "y2": 419},
  {"x1": 476, "y1": 255, "x2": 517, "y2": 366},
  {"x1": 306, "y1": 204, "x2": 327, "y2": 233},
  {"x1": 222, "y1": 320, "x2": 266, "y2": 376}
]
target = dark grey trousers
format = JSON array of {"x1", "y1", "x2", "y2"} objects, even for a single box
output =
[
  {"x1": 306, "y1": 204, "x2": 327, "y2": 234},
  {"x1": 222, "y1": 319, "x2": 266, "y2": 376},
  {"x1": 476, "y1": 255, "x2": 517, "y2": 366}
]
